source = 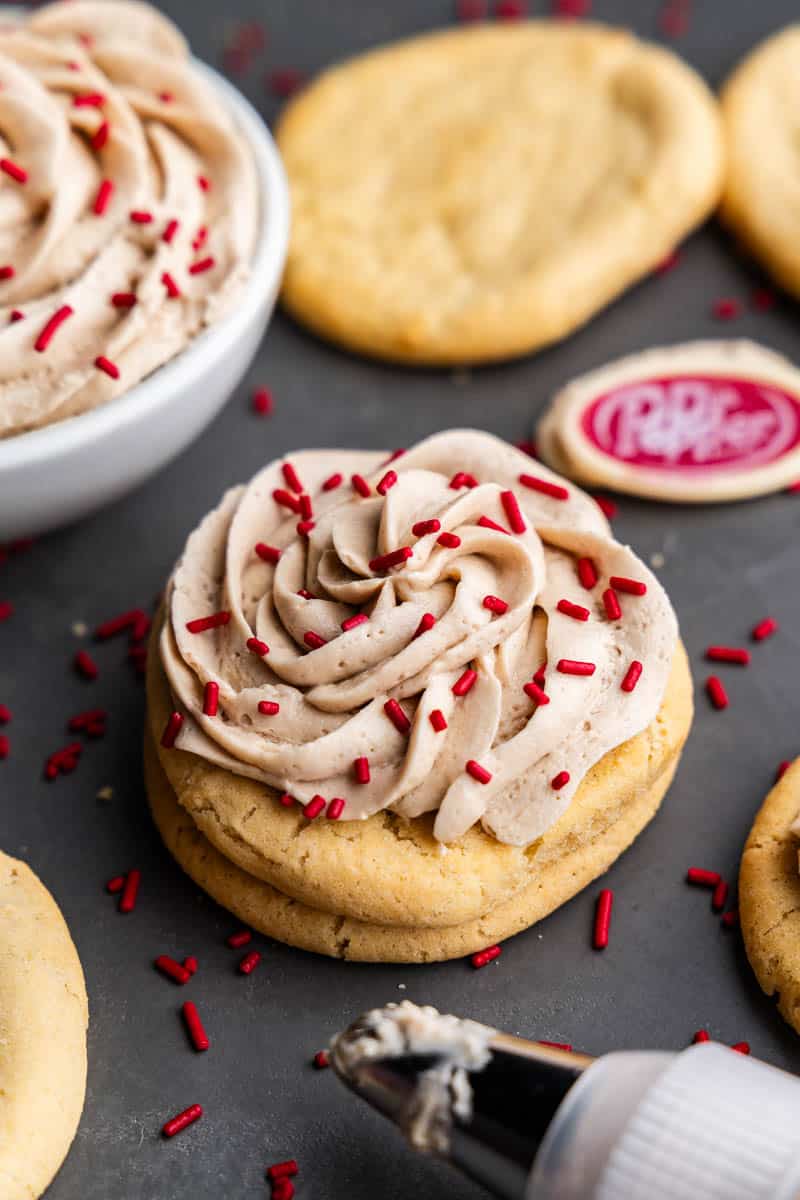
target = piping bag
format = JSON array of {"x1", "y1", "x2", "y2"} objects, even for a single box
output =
[{"x1": 330, "y1": 1002, "x2": 800, "y2": 1200}]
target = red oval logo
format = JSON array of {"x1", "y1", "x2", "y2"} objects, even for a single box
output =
[{"x1": 580, "y1": 376, "x2": 800, "y2": 472}]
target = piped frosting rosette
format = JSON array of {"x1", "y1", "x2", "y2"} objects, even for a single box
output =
[
  {"x1": 0, "y1": 0, "x2": 257, "y2": 436},
  {"x1": 160, "y1": 430, "x2": 678, "y2": 847}
]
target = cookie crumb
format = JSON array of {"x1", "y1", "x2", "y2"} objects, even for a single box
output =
[
  {"x1": 71, "y1": 620, "x2": 88, "y2": 637},
  {"x1": 650, "y1": 552, "x2": 665, "y2": 568},
  {"x1": 96, "y1": 785, "x2": 114, "y2": 801}
]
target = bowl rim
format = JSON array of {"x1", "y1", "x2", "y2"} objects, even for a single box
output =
[{"x1": 0, "y1": 59, "x2": 290, "y2": 470}]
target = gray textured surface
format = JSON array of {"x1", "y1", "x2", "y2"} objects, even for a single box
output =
[{"x1": 3, "y1": 2, "x2": 800, "y2": 1197}]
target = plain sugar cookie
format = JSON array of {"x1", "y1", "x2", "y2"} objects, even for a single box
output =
[
  {"x1": 721, "y1": 28, "x2": 800, "y2": 298},
  {"x1": 739, "y1": 761, "x2": 800, "y2": 1036},
  {"x1": 0, "y1": 850, "x2": 88, "y2": 1199},
  {"x1": 537, "y1": 341, "x2": 800, "y2": 503},
  {"x1": 277, "y1": 22, "x2": 724, "y2": 365}
]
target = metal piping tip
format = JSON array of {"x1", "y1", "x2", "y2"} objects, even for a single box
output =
[{"x1": 330, "y1": 1004, "x2": 592, "y2": 1200}]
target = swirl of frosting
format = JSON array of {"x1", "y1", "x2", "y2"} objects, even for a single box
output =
[
  {"x1": 0, "y1": 0, "x2": 257, "y2": 437},
  {"x1": 161, "y1": 430, "x2": 678, "y2": 847}
]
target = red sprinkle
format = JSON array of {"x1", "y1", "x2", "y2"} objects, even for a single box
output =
[
  {"x1": 557, "y1": 659, "x2": 595, "y2": 677},
  {"x1": 777, "y1": 760, "x2": 792, "y2": 782},
  {"x1": 90, "y1": 120, "x2": 109, "y2": 151},
  {"x1": 351, "y1": 474, "x2": 371, "y2": 498},
  {"x1": 519, "y1": 473, "x2": 568, "y2": 501},
  {"x1": 255, "y1": 543, "x2": 281, "y2": 565},
  {"x1": 161, "y1": 271, "x2": 181, "y2": 298},
  {"x1": 322, "y1": 472, "x2": 343, "y2": 492},
  {"x1": 282, "y1": 462, "x2": 303, "y2": 493},
  {"x1": 313, "y1": 1049, "x2": 330, "y2": 1069},
  {"x1": 412, "y1": 519, "x2": 441, "y2": 537},
  {"x1": 0, "y1": 734, "x2": 8, "y2": 761},
  {"x1": 551, "y1": 770, "x2": 570, "y2": 790},
  {"x1": 712, "y1": 879, "x2": 729, "y2": 913},
  {"x1": 483, "y1": 595, "x2": 509, "y2": 615},
  {"x1": 185, "y1": 958, "x2": 198, "y2": 975},
  {"x1": 523, "y1": 681, "x2": 550, "y2": 706},
  {"x1": 129, "y1": 209, "x2": 153, "y2": 224},
  {"x1": 34, "y1": 305, "x2": 73, "y2": 352},
  {"x1": 111, "y1": 291, "x2": 137, "y2": 308},
  {"x1": 450, "y1": 471, "x2": 478, "y2": 489},
  {"x1": 119, "y1": 868, "x2": 141, "y2": 913},
  {"x1": 500, "y1": 490, "x2": 526, "y2": 534},
  {"x1": 453, "y1": 668, "x2": 477, "y2": 696},
  {"x1": 693, "y1": 1029, "x2": 710, "y2": 1044},
  {"x1": 273, "y1": 488, "x2": 301, "y2": 513},
  {"x1": 377, "y1": 470, "x2": 398, "y2": 495},
  {"x1": 342, "y1": 613, "x2": 368, "y2": 632},
  {"x1": 706, "y1": 646, "x2": 750, "y2": 666},
  {"x1": 602, "y1": 588, "x2": 621, "y2": 621},
  {"x1": 162, "y1": 218, "x2": 180, "y2": 244},
  {"x1": 457, "y1": 0, "x2": 488, "y2": 19},
  {"x1": 369, "y1": 546, "x2": 412, "y2": 573},
  {"x1": 188, "y1": 256, "x2": 215, "y2": 275},
  {"x1": 303, "y1": 795, "x2": 325, "y2": 821},
  {"x1": 268, "y1": 68, "x2": 305, "y2": 97},
  {"x1": 752, "y1": 617, "x2": 778, "y2": 642},
  {"x1": 327, "y1": 797, "x2": 345, "y2": 820},
  {"x1": 538, "y1": 1041, "x2": 573, "y2": 1052},
  {"x1": 687, "y1": 867, "x2": 721, "y2": 888},
  {"x1": 279, "y1": 792, "x2": 295, "y2": 807},
  {"x1": 182, "y1": 1001, "x2": 209, "y2": 1052},
  {"x1": 466, "y1": 759, "x2": 492, "y2": 784},
  {"x1": 246, "y1": 637, "x2": 269, "y2": 657},
  {"x1": 731, "y1": 1042, "x2": 750, "y2": 1055},
  {"x1": 74, "y1": 648, "x2": 98, "y2": 679},
  {"x1": 556, "y1": 599, "x2": 590, "y2": 622},
  {"x1": 721, "y1": 909, "x2": 739, "y2": 930},
  {"x1": 297, "y1": 589, "x2": 315, "y2": 600},
  {"x1": 713, "y1": 297, "x2": 741, "y2": 321},
  {"x1": 413, "y1": 612, "x2": 436, "y2": 638},
  {"x1": 609, "y1": 576, "x2": 647, "y2": 596},
  {"x1": 192, "y1": 226, "x2": 208, "y2": 252},
  {"x1": 9, "y1": 309, "x2": 24, "y2": 323},
  {"x1": 0, "y1": 601, "x2": 12, "y2": 622},
  {"x1": 471, "y1": 944, "x2": 501, "y2": 968},
  {"x1": 161, "y1": 711, "x2": 184, "y2": 748},
  {"x1": 384, "y1": 698, "x2": 411, "y2": 734},
  {"x1": 0, "y1": 704, "x2": 10, "y2": 723},
  {"x1": 106, "y1": 875, "x2": 125, "y2": 894},
  {"x1": 94, "y1": 355, "x2": 119, "y2": 379},
  {"x1": 203, "y1": 682, "x2": 219, "y2": 717},
  {"x1": 0, "y1": 265, "x2": 14, "y2": 281},
  {"x1": 1, "y1": 158, "x2": 27, "y2": 183},
  {"x1": 706, "y1": 676, "x2": 729, "y2": 711},
  {"x1": 227, "y1": 930, "x2": 252, "y2": 948},
  {"x1": 594, "y1": 495, "x2": 618, "y2": 519},
  {"x1": 267, "y1": 1162, "x2": 299, "y2": 1182},
  {"x1": 593, "y1": 889, "x2": 613, "y2": 950},
  {"x1": 299, "y1": 494, "x2": 313, "y2": 520},
  {"x1": 621, "y1": 661, "x2": 643, "y2": 693},
  {"x1": 93, "y1": 178, "x2": 113, "y2": 215},
  {"x1": 577, "y1": 557, "x2": 598, "y2": 589},
  {"x1": 252, "y1": 387, "x2": 272, "y2": 415},
  {"x1": 162, "y1": 1104, "x2": 202, "y2": 1138},
  {"x1": 186, "y1": 611, "x2": 230, "y2": 634},
  {"x1": 238, "y1": 950, "x2": 261, "y2": 974},
  {"x1": 751, "y1": 286, "x2": 776, "y2": 311},
  {"x1": 258, "y1": 701, "x2": 280, "y2": 716},
  {"x1": 304, "y1": 631, "x2": 326, "y2": 650},
  {"x1": 69, "y1": 709, "x2": 107, "y2": 732},
  {"x1": 429, "y1": 709, "x2": 448, "y2": 732},
  {"x1": 197, "y1": 174, "x2": 211, "y2": 192},
  {"x1": 477, "y1": 516, "x2": 509, "y2": 534},
  {"x1": 354, "y1": 756, "x2": 370, "y2": 784},
  {"x1": 155, "y1": 955, "x2": 191, "y2": 985},
  {"x1": 73, "y1": 91, "x2": 105, "y2": 107},
  {"x1": 655, "y1": 249, "x2": 681, "y2": 274},
  {"x1": 437, "y1": 532, "x2": 461, "y2": 549}
]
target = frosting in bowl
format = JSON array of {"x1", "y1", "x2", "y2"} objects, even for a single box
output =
[
  {"x1": 0, "y1": 0, "x2": 258, "y2": 438},
  {"x1": 159, "y1": 430, "x2": 678, "y2": 847}
]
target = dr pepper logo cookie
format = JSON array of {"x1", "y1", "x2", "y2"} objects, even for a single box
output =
[{"x1": 537, "y1": 341, "x2": 800, "y2": 503}]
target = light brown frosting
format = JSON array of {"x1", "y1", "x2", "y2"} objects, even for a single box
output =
[
  {"x1": 0, "y1": 0, "x2": 258, "y2": 437},
  {"x1": 160, "y1": 430, "x2": 678, "y2": 846}
]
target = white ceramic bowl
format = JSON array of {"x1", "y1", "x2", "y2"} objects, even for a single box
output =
[{"x1": 0, "y1": 64, "x2": 290, "y2": 540}]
